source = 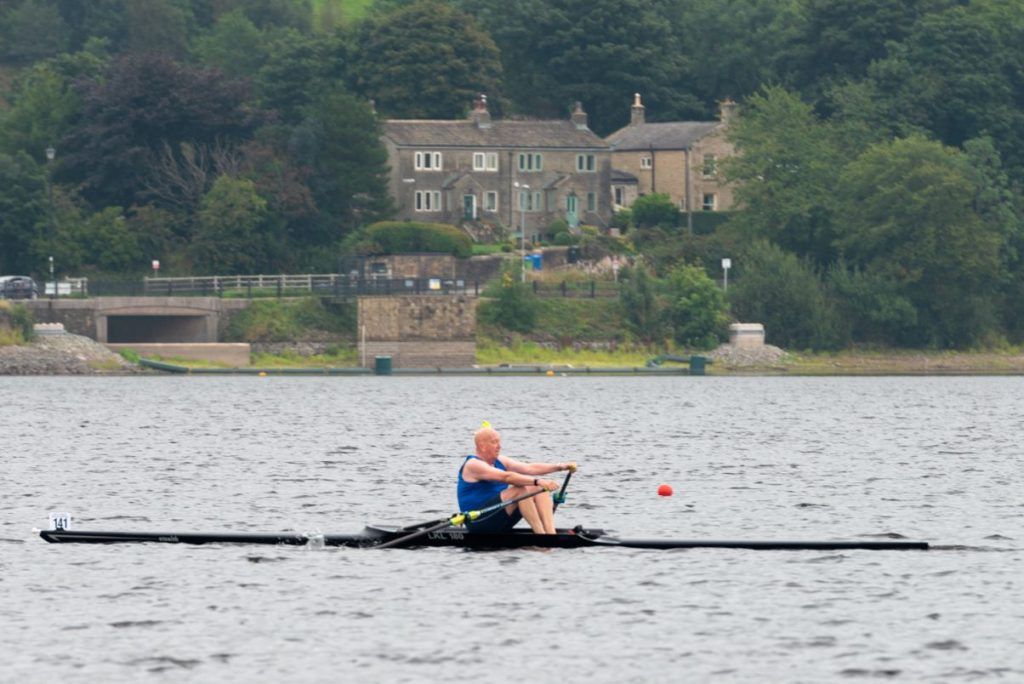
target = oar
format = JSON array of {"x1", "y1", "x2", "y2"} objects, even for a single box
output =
[
  {"x1": 552, "y1": 465, "x2": 575, "y2": 511},
  {"x1": 375, "y1": 487, "x2": 550, "y2": 550}
]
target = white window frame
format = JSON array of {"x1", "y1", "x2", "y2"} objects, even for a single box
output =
[
  {"x1": 517, "y1": 153, "x2": 543, "y2": 172},
  {"x1": 472, "y1": 151, "x2": 498, "y2": 171},
  {"x1": 576, "y1": 154, "x2": 596, "y2": 172},
  {"x1": 614, "y1": 187, "x2": 624, "y2": 205},
  {"x1": 484, "y1": 191, "x2": 498, "y2": 212},
  {"x1": 640, "y1": 156, "x2": 652, "y2": 169},
  {"x1": 414, "y1": 151, "x2": 443, "y2": 171},
  {"x1": 702, "y1": 154, "x2": 717, "y2": 178},
  {"x1": 414, "y1": 190, "x2": 442, "y2": 212},
  {"x1": 702, "y1": 193, "x2": 716, "y2": 211}
]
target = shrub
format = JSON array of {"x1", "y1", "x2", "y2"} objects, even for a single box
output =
[
  {"x1": 631, "y1": 193, "x2": 680, "y2": 229},
  {"x1": 349, "y1": 221, "x2": 473, "y2": 258},
  {"x1": 477, "y1": 268, "x2": 538, "y2": 333},
  {"x1": 663, "y1": 264, "x2": 730, "y2": 349},
  {"x1": 0, "y1": 301, "x2": 34, "y2": 344},
  {"x1": 618, "y1": 264, "x2": 663, "y2": 342}
]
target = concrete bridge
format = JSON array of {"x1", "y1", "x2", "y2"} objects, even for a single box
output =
[{"x1": 25, "y1": 297, "x2": 250, "y2": 343}]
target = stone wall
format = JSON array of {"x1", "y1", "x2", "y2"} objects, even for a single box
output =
[{"x1": 357, "y1": 295, "x2": 477, "y2": 368}]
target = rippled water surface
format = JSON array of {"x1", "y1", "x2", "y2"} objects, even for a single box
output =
[{"x1": 2, "y1": 375, "x2": 1023, "y2": 682}]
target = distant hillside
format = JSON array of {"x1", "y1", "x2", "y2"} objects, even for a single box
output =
[{"x1": 312, "y1": 0, "x2": 376, "y2": 28}]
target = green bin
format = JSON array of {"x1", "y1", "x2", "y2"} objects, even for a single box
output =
[
  {"x1": 374, "y1": 355, "x2": 393, "y2": 375},
  {"x1": 689, "y1": 355, "x2": 707, "y2": 376}
]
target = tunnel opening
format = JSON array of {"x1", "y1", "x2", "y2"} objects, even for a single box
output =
[{"x1": 106, "y1": 315, "x2": 208, "y2": 343}]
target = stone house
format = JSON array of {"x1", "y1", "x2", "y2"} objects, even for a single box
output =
[
  {"x1": 606, "y1": 94, "x2": 738, "y2": 215},
  {"x1": 381, "y1": 97, "x2": 612, "y2": 242}
]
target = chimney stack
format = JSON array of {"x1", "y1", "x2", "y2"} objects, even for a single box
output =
[
  {"x1": 718, "y1": 98, "x2": 737, "y2": 124},
  {"x1": 571, "y1": 101, "x2": 588, "y2": 129},
  {"x1": 470, "y1": 94, "x2": 491, "y2": 128},
  {"x1": 630, "y1": 93, "x2": 645, "y2": 125}
]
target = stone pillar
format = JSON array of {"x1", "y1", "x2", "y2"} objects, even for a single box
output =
[{"x1": 729, "y1": 323, "x2": 765, "y2": 348}]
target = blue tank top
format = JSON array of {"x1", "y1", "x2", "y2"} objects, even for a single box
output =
[{"x1": 457, "y1": 455, "x2": 508, "y2": 511}]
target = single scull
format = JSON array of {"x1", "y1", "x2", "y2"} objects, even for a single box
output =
[{"x1": 39, "y1": 525, "x2": 929, "y2": 551}]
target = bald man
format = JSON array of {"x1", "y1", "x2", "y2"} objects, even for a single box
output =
[{"x1": 457, "y1": 426, "x2": 576, "y2": 534}]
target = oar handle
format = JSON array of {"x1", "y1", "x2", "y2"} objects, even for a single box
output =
[{"x1": 553, "y1": 468, "x2": 573, "y2": 511}]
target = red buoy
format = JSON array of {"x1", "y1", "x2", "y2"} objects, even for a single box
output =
[{"x1": 657, "y1": 484, "x2": 673, "y2": 497}]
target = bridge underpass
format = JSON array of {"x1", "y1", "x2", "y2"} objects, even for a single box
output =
[{"x1": 105, "y1": 315, "x2": 210, "y2": 343}]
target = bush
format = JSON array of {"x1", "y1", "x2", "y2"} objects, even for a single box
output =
[
  {"x1": 0, "y1": 301, "x2": 34, "y2": 344},
  {"x1": 225, "y1": 298, "x2": 356, "y2": 342},
  {"x1": 618, "y1": 264, "x2": 663, "y2": 342},
  {"x1": 347, "y1": 221, "x2": 473, "y2": 258},
  {"x1": 477, "y1": 268, "x2": 539, "y2": 333},
  {"x1": 663, "y1": 264, "x2": 730, "y2": 349},
  {"x1": 631, "y1": 193, "x2": 680, "y2": 229}
]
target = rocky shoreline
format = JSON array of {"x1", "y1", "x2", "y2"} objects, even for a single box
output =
[{"x1": 0, "y1": 333, "x2": 146, "y2": 375}]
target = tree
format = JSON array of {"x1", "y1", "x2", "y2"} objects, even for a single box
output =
[
  {"x1": 835, "y1": 136, "x2": 1003, "y2": 347},
  {"x1": 724, "y1": 86, "x2": 846, "y2": 266},
  {"x1": 853, "y1": 1, "x2": 1024, "y2": 176},
  {"x1": 618, "y1": 263, "x2": 661, "y2": 342},
  {"x1": 465, "y1": 0, "x2": 699, "y2": 134},
  {"x1": 191, "y1": 9, "x2": 269, "y2": 77},
  {"x1": 0, "y1": 152, "x2": 47, "y2": 275},
  {"x1": 729, "y1": 241, "x2": 846, "y2": 350},
  {"x1": 352, "y1": 1, "x2": 503, "y2": 119},
  {"x1": 57, "y1": 53, "x2": 256, "y2": 210},
  {"x1": 0, "y1": 0, "x2": 69, "y2": 63},
  {"x1": 478, "y1": 267, "x2": 538, "y2": 333},
  {"x1": 289, "y1": 88, "x2": 392, "y2": 243},
  {"x1": 257, "y1": 29, "x2": 348, "y2": 125},
  {"x1": 663, "y1": 264, "x2": 729, "y2": 349},
  {"x1": 778, "y1": 0, "x2": 956, "y2": 101},
  {"x1": 191, "y1": 176, "x2": 272, "y2": 274}
]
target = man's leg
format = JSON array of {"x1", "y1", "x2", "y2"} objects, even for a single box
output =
[
  {"x1": 501, "y1": 486, "x2": 549, "y2": 534},
  {"x1": 533, "y1": 490, "x2": 556, "y2": 534}
]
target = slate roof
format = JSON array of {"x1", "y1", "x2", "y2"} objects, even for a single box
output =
[
  {"x1": 606, "y1": 122, "x2": 721, "y2": 151},
  {"x1": 611, "y1": 169, "x2": 638, "y2": 183},
  {"x1": 383, "y1": 120, "x2": 609, "y2": 150}
]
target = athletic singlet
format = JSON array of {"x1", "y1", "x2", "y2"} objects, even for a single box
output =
[{"x1": 457, "y1": 455, "x2": 508, "y2": 511}]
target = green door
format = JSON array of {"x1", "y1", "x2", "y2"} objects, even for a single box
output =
[
  {"x1": 463, "y1": 194, "x2": 476, "y2": 220},
  {"x1": 566, "y1": 194, "x2": 579, "y2": 228}
]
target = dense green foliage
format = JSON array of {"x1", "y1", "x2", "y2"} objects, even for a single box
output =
[
  {"x1": 478, "y1": 269, "x2": 539, "y2": 333},
  {"x1": 224, "y1": 297, "x2": 356, "y2": 343},
  {"x1": 2, "y1": 0, "x2": 1023, "y2": 348},
  {"x1": 0, "y1": 301, "x2": 35, "y2": 344},
  {"x1": 348, "y1": 221, "x2": 473, "y2": 257}
]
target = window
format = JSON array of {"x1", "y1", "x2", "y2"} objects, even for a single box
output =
[
  {"x1": 414, "y1": 151, "x2": 442, "y2": 171},
  {"x1": 414, "y1": 190, "x2": 442, "y2": 211},
  {"x1": 587, "y1": 192, "x2": 596, "y2": 212},
  {"x1": 473, "y1": 152, "x2": 498, "y2": 171},
  {"x1": 519, "y1": 191, "x2": 543, "y2": 212},
  {"x1": 485, "y1": 191, "x2": 498, "y2": 212},
  {"x1": 640, "y1": 156, "x2": 652, "y2": 169},
  {"x1": 614, "y1": 187, "x2": 624, "y2": 205},
  {"x1": 517, "y1": 153, "x2": 542, "y2": 171},
  {"x1": 576, "y1": 154, "x2": 596, "y2": 172},
  {"x1": 702, "y1": 193, "x2": 716, "y2": 211},
  {"x1": 702, "y1": 154, "x2": 717, "y2": 178}
]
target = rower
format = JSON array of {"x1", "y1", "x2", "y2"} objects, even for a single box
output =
[{"x1": 457, "y1": 423, "x2": 576, "y2": 535}]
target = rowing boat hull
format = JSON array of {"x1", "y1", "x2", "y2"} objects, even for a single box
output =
[{"x1": 38, "y1": 526, "x2": 929, "y2": 551}]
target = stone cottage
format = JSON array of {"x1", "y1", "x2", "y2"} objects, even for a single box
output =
[
  {"x1": 382, "y1": 97, "x2": 612, "y2": 242},
  {"x1": 606, "y1": 94, "x2": 738, "y2": 215}
]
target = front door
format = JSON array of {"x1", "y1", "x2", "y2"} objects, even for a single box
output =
[
  {"x1": 463, "y1": 194, "x2": 476, "y2": 221},
  {"x1": 566, "y1": 194, "x2": 579, "y2": 228}
]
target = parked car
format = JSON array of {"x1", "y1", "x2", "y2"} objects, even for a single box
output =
[{"x1": 0, "y1": 275, "x2": 40, "y2": 299}]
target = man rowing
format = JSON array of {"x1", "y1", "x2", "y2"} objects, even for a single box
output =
[{"x1": 457, "y1": 423, "x2": 576, "y2": 535}]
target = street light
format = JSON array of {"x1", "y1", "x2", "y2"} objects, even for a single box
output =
[
  {"x1": 513, "y1": 181, "x2": 529, "y2": 283},
  {"x1": 45, "y1": 146, "x2": 56, "y2": 299}
]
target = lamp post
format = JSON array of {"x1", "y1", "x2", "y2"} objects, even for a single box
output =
[
  {"x1": 721, "y1": 257, "x2": 732, "y2": 292},
  {"x1": 513, "y1": 181, "x2": 529, "y2": 283},
  {"x1": 45, "y1": 146, "x2": 56, "y2": 299}
]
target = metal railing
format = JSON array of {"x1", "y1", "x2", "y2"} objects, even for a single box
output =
[
  {"x1": 79, "y1": 274, "x2": 483, "y2": 298},
  {"x1": 530, "y1": 280, "x2": 619, "y2": 298}
]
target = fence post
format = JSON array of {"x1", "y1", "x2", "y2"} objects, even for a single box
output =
[
  {"x1": 532, "y1": 280, "x2": 538, "y2": 294},
  {"x1": 590, "y1": 280, "x2": 595, "y2": 298},
  {"x1": 560, "y1": 281, "x2": 567, "y2": 297},
  {"x1": 277, "y1": 279, "x2": 282, "y2": 299}
]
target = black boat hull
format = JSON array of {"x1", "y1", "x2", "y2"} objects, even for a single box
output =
[{"x1": 39, "y1": 526, "x2": 929, "y2": 551}]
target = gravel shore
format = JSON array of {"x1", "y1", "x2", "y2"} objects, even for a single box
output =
[{"x1": 0, "y1": 333, "x2": 145, "y2": 375}]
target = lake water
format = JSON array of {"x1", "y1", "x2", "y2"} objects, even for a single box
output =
[{"x1": 2, "y1": 375, "x2": 1022, "y2": 683}]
